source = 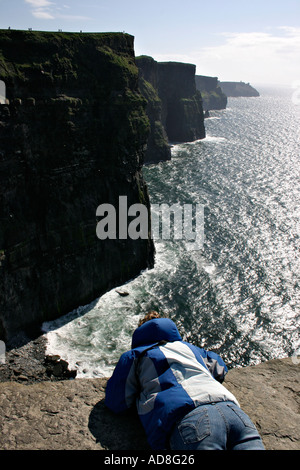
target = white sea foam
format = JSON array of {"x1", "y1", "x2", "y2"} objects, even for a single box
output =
[
  {"x1": 42, "y1": 240, "x2": 178, "y2": 378},
  {"x1": 205, "y1": 116, "x2": 221, "y2": 120},
  {"x1": 203, "y1": 135, "x2": 227, "y2": 143}
]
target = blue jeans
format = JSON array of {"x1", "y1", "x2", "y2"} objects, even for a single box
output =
[{"x1": 169, "y1": 401, "x2": 265, "y2": 450}]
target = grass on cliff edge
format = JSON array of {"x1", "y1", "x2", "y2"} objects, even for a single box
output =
[{"x1": 0, "y1": 29, "x2": 137, "y2": 84}]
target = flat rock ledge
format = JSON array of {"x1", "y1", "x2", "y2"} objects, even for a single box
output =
[{"x1": 0, "y1": 357, "x2": 299, "y2": 450}]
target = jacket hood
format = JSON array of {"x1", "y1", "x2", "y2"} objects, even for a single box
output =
[{"x1": 131, "y1": 318, "x2": 182, "y2": 349}]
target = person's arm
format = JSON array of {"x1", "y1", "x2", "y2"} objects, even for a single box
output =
[
  {"x1": 186, "y1": 342, "x2": 228, "y2": 383},
  {"x1": 105, "y1": 350, "x2": 139, "y2": 413},
  {"x1": 199, "y1": 348, "x2": 228, "y2": 383}
]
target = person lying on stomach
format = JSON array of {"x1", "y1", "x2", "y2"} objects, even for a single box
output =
[{"x1": 105, "y1": 311, "x2": 265, "y2": 451}]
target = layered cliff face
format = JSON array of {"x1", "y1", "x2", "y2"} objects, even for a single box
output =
[
  {"x1": 136, "y1": 56, "x2": 171, "y2": 164},
  {"x1": 195, "y1": 75, "x2": 227, "y2": 111},
  {"x1": 220, "y1": 81, "x2": 260, "y2": 97},
  {"x1": 136, "y1": 57, "x2": 205, "y2": 163},
  {"x1": 157, "y1": 62, "x2": 206, "y2": 143},
  {"x1": 0, "y1": 30, "x2": 154, "y2": 341}
]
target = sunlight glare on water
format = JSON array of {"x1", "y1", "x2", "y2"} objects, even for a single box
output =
[{"x1": 43, "y1": 86, "x2": 300, "y2": 377}]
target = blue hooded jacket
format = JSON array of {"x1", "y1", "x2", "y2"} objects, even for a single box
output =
[{"x1": 105, "y1": 318, "x2": 238, "y2": 449}]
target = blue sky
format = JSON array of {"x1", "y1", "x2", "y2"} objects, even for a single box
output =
[{"x1": 1, "y1": 0, "x2": 300, "y2": 86}]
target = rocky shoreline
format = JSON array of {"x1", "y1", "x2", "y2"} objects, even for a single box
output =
[
  {"x1": 0, "y1": 333, "x2": 77, "y2": 384},
  {"x1": 0, "y1": 335, "x2": 299, "y2": 450}
]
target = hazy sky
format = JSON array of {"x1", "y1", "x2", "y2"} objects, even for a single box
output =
[{"x1": 1, "y1": 0, "x2": 300, "y2": 86}]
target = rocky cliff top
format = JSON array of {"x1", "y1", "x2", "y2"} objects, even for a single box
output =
[
  {"x1": 0, "y1": 350, "x2": 299, "y2": 450},
  {"x1": 0, "y1": 29, "x2": 137, "y2": 100}
]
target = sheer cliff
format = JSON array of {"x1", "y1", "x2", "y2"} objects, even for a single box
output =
[
  {"x1": 0, "y1": 30, "x2": 155, "y2": 341},
  {"x1": 157, "y1": 61, "x2": 205, "y2": 143},
  {"x1": 136, "y1": 56, "x2": 171, "y2": 164},
  {"x1": 136, "y1": 57, "x2": 205, "y2": 163},
  {"x1": 195, "y1": 75, "x2": 227, "y2": 111}
]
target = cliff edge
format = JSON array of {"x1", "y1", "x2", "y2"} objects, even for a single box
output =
[{"x1": 0, "y1": 357, "x2": 299, "y2": 450}]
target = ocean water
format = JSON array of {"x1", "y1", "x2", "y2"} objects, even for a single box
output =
[{"x1": 42, "y1": 86, "x2": 300, "y2": 377}]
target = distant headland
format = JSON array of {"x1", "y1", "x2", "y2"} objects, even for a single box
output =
[{"x1": 220, "y1": 81, "x2": 260, "y2": 97}]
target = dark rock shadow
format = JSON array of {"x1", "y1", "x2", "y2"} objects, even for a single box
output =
[{"x1": 88, "y1": 399, "x2": 151, "y2": 450}]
